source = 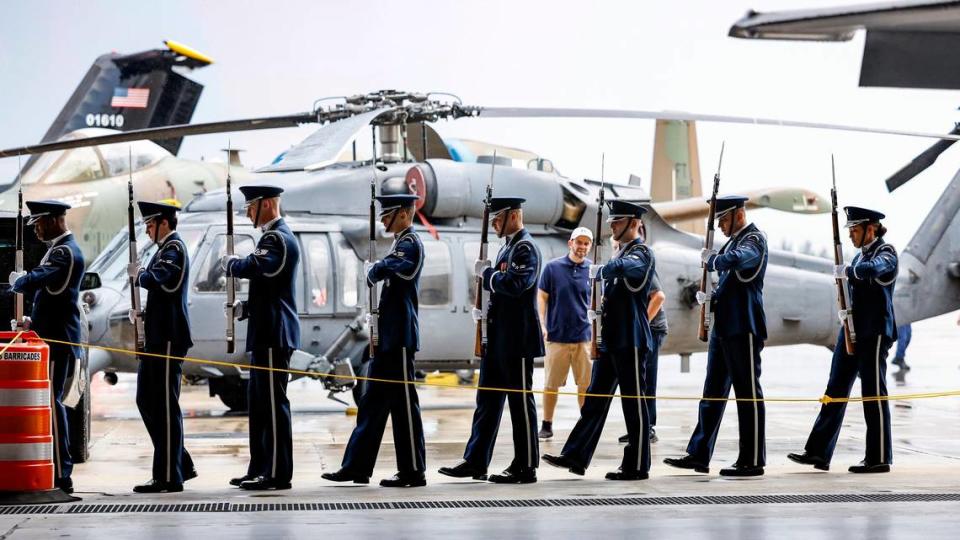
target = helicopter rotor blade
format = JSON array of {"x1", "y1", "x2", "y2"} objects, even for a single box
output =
[
  {"x1": 884, "y1": 125, "x2": 960, "y2": 192},
  {"x1": 474, "y1": 106, "x2": 960, "y2": 142}
]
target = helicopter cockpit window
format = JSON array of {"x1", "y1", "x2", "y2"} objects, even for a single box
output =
[
  {"x1": 335, "y1": 236, "x2": 359, "y2": 309},
  {"x1": 195, "y1": 234, "x2": 255, "y2": 293},
  {"x1": 99, "y1": 141, "x2": 168, "y2": 177},
  {"x1": 420, "y1": 238, "x2": 451, "y2": 307},
  {"x1": 303, "y1": 234, "x2": 333, "y2": 313},
  {"x1": 40, "y1": 147, "x2": 106, "y2": 185}
]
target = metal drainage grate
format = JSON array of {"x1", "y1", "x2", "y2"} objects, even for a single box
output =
[{"x1": 3, "y1": 493, "x2": 960, "y2": 515}]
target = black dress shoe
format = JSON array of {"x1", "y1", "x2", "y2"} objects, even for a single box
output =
[
  {"x1": 663, "y1": 455, "x2": 709, "y2": 474},
  {"x1": 184, "y1": 468, "x2": 198, "y2": 482},
  {"x1": 321, "y1": 468, "x2": 370, "y2": 484},
  {"x1": 229, "y1": 474, "x2": 253, "y2": 487},
  {"x1": 56, "y1": 477, "x2": 74, "y2": 494},
  {"x1": 133, "y1": 479, "x2": 184, "y2": 493},
  {"x1": 787, "y1": 452, "x2": 830, "y2": 471},
  {"x1": 488, "y1": 468, "x2": 537, "y2": 484},
  {"x1": 848, "y1": 461, "x2": 890, "y2": 474},
  {"x1": 542, "y1": 453, "x2": 586, "y2": 476},
  {"x1": 380, "y1": 472, "x2": 426, "y2": 488},
  {"x1": 605, "y1": 468, "x2": 649, "y2": 481},
  {"x1": 719, "y1": 463, "x2": 764, "y2": 477},
  {"x1": 438, "y1": 461, "x2": 488, "y2": 480},
  {"x1": 619, "y1": 429, "x2": 658, "y2": 444},
  {"x1": 239, "y1": 476, "x2": 292, "y2": 490}
]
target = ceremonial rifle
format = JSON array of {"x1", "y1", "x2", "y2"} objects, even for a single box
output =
[
  {"x1": 473, "y1": 151, "x2": 496, "y2": 358},
  {"x1": 590, "y1": 154, "x2": 605, "y2": 360},
  {"x1": 127, "y1": 148, "x2": 145, "y2": 353},
  {"x1": 367, "y1": 127, "x2": 382, "y2": 358},
  {"x1": 831, "y1": 155, "x2": 856, "y2": 354},
  {"x1": 697, "y1": 142, "x2": 724, "y2": 342},
  {"x1": 225, "y1": 143, "x2": 236, "y2": 354},
  {"x1": 13, "y1": 154, "x2": 24, "y2": 331}
]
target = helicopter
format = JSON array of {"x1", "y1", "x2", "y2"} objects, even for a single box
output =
[{"x1": 4, "y1": 88, "x2": 959, "y2": 462}]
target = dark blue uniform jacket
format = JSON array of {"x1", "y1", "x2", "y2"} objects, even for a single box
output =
[
  {"x1": 226, "y1": 218, "x2": 301, "y2": 352},
  {"x1": 845, "y1": 239, "x2": 898, "y2": 341},
  {"x1": 368, "y1": 226, "x2": 423, "y2": 352},
  {"x1": 598, "y1": 237, "x2": 654, "y2": 352},
  {"x1": 14, "y1": 232, "x2": 85, "y2": 358},
  {"x1": 137, "y1": 231, "x2": 193, "y2": 350},
  {"x1": 482, "y1": 228, "x2": 545, "y2": 359},
  {"x1": 706, "y1": 223, "x2": 768, "y2": 340}
]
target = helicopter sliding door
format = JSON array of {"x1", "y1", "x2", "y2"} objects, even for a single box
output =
[{"x1": 189, "y1": 229, "x2": 255, "y2": 371}]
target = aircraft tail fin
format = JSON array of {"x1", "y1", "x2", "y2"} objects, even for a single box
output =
[
  {"x1": 650, "y1": 119, "x2": 703, "y2": 233},
  {"x1": 29, "y1": 40, "x2": 211, "y2": 170},
  {"x1": 895, "y1": 167, "x2": 960, "y2": 324}
]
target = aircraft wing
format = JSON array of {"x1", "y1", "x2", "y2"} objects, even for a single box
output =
[
  {"x1": 257, "y1": 107, "x2": 396, "y2": 172},
  {"x1": 653, "y1": 187, "x2": 827, "y2": 222},
  {"x1": 729, "y1": 0, "x2": 960, "y2": 89}
]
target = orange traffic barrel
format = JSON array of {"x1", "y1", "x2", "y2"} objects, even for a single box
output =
[{"x1": 0, "y1": 331, "x2": 75, "y2": 504}]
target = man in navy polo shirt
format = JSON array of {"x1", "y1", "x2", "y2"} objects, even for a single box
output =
[{"x1": 537, "y1": 227, "x2": 594, "y2": 439}]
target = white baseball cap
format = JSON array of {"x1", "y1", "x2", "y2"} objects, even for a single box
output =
[{"x1": 569, "y1": 227, "x2": 594, "y2": 241}]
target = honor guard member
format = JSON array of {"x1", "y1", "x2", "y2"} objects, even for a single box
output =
[
  {"x1": 665, "y1": 195, "x2": 768, "y2": 477},
  {"x1": 222, "y1": 185, "x2": 301, "y2": 490},
  {"x1": 543, "y1": 200, "x2": 655, "y2": 481},
  {"x1": 9, "y1": 200, "x2": 85, "y2": 494},
  {"x1": 323, "y1": 194, "x2": 427, "y2": 488},
  {"x1": 788, "y1": 207, "x2": 897, "y2": 473},
  {"x1": 439, "y1": 197, "x2": 544, "y2": 484},
  {"x1": 129, "y1": 201, "x2": 196, "y2": 493}
]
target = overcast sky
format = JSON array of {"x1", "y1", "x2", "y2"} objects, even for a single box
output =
[{"x1": 2, "y1": 0, "x2": 959, "y2": 249}]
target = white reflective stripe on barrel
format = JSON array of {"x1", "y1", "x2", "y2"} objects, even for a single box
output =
[
  {"x1": 0, "y1": 442, "x2": 53, "y2": 461},
  {"x1": 0, "y1": 388, "x2": 51, "y2": 407}
]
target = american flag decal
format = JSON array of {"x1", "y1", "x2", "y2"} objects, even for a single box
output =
[{"x1": 111, "y1": 87, "x2": 150, "y2": 109}]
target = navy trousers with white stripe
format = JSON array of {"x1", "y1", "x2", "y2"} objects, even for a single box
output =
[
  {"x1": 137, "y1": 344, "x2": 194, "y2": 483},
  {"x1": 804, "y1": 332, "x2": 893, "y2": 465},
  {"x1": 464, "y1": 353, "x2": 539, "y2": 472},
  {"x1": 686, "y1": 333, "x2": 766, "y2": 467},
  {"x1": 341, "y1": 347, "x2": 425, "y2": 476},
  {"x1": 246, "y1": 348, "x2": 293, "y2": 483},
  {"x1": 49, "y1": 346, "x2": 73, "y2": 481},
  {"x1": 561, "y1": 346, "x2": 651, "y2": 473}
]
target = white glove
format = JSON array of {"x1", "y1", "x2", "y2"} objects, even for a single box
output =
[
  {"x1": 589, "y1": 264, "x2": 603, "y2": 280},
  {"x1": 587, "y1": 309, "x2": 599, "y2": 322},
  {"x1": 127, "y1": 309, "x2": 141, "y2": 325},
  {"x1": 224, "y1": 301, "x2": 242, "y2": 319},
  {"x1": 701, "y1": 248, "x2": 718, "y2": 264},
  {"x1": 363, "y1": 260, "x2": 378, "y2": 276},
  {"x1": 126, "y1": 262, "x2": 141, "y2": 279},
  {"x1": 695, "y1": 290, "x2": 712, "y2": 305},
  {"x1": 474, "y1": 259, "x2": 492, "y2": 275},
  {"x1": 833, "y1": 264, "x2": 848, "y2": 280},
  {"x1": 8, "y1": 270, "x2": 26, "y2": 287},
  {"x1": 220, "y1": 254, "x2": 240, "y2": 272},
  {"x1": 471, "y1": 307, "x2": 483, "y2": 322},
  {"x1": 837, "y1": 309, "x2": 852, "y2": 323}
]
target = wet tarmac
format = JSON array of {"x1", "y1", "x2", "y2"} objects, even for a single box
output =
[{"x1": 3, "y1": 313, "x2": 960, "y2": 538}]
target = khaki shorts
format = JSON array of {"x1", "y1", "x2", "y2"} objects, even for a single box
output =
[{"x1": 544, "y1": 341, "x2": 592, "y2": 390}]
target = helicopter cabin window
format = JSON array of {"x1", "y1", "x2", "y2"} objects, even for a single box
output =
[
  {"x1": 41, "y1": 147, "x2": 106, "y2": 185},
  {"x1": 462, "y1": 240, "x2": 481, "y2": 305},
  {"x1": 420, "y1": 238, "x2": 451, "y2": 307},
  {"x1": 194, "y1": 234, "x2": 255, "y2": 293},
  {"x1": 303, "y1": 234, "x2": 333, "y2": 314},
  {"x1": 334, "y1": 235, "x2": 359, "y2": 309}
]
